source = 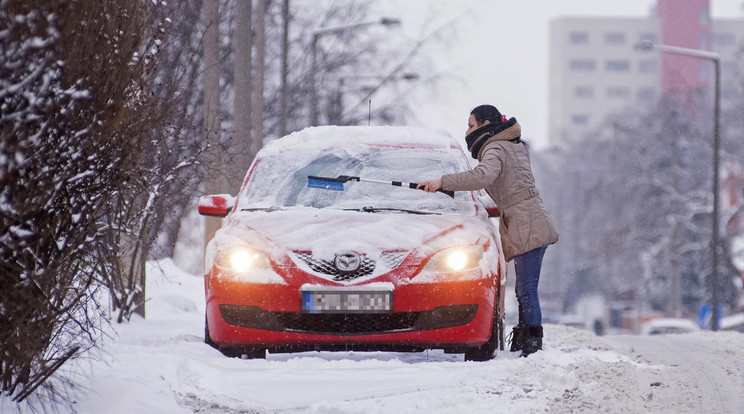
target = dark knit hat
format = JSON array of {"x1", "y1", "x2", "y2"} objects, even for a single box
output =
[{"x1": 470, "y1": 105, "x2": 506, "y2": 125}]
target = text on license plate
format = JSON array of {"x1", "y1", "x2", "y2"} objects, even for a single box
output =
[{"x1": 302, "y1": 290, "x2": 392, "y2": 314}]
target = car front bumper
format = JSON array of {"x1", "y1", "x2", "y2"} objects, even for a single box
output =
[{"x1": 205, "y1": 272, "x2": 498, "y2": 350}]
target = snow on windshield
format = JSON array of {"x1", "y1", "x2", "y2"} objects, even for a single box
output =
[{"x1": 237, "y1": 127, "x2": 475, "y2": 215}]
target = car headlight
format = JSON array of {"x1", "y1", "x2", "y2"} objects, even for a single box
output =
[
  {"x1": 215, "y1": 246, "x2": 270, "y2": 273},
  {"x1": 424, "y1": 245, "x2": 484, "y2": 272}
]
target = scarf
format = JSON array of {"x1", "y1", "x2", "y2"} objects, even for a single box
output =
[{"x1": 465, "y1": 117, "x2": 519, "y2": 159}]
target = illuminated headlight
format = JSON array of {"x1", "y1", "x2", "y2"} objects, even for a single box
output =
[
  {"x1": 215, "y1": 246, "x2": 270, "y2": 273},
  {"x1": 424, "y1": 245, "x2": 484, "y2": 272}
]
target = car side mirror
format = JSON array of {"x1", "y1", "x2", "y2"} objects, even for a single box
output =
[
  {"x1": 477, "y1": 194, "x2": 500, "y2": 218},
  {"x1": 198, "y1": 194, "x2": 235, "y2": 217}
]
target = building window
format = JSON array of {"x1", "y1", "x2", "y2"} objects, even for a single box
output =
[
  {"x1": 713, "y1": 32, "x2": 736, "y2": 47},
  {"x1": 570, "y1": 59, "x2": 596, "y2": 71},
  {"x1": 700, "y1": 61, "x2": 708, "y2": 81},
  {"x1": 722, "y1": 88, "x2": 739, "y2": 101},
  {"x1": 605, "y1": 32, "x2": 626, "y2": 44},
  {"x1": 607, "y1": 87, "x2": 630, "y2": 99},
  {"x1": 638, "y1": 59, "x2": 658, "y2": 74},
  {"x1": 723, "y1": 60, "x2": 737, "y2": 74},
  {"x1": 570, "y1": 31, "x2": 589, "y2": 44},
  {"x1": 572, "y1": 114, "x2": 589, "y2": 125},
  {"x1": 606, "y1": 60, "x2": 630, "y2": 72},
  {"x1": 639, "y1": 32, "x2": 657, "y2": 44},
  {"x1": 575, "y1": 86, "x2": 594, "y2": 98},
  {"x1": 700, "y1": 5, "x2": 709, "y2": 26},
  {"x1": 637, "y1": 88, "x2": 656, "y2": 101},
  {"x1": 700, "y1": 33, "x2": 709, "y2": 51}
]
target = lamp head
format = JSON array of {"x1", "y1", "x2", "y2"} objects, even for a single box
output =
[{"x1": 635, "y1": 40, "x2": 654, "y2": 51}]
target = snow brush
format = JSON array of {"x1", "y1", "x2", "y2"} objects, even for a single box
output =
[{"x1": 307, "y1": 175, "x2": 455, "y2": 198}]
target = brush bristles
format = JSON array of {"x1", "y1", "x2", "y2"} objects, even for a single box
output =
[{"x1": 307, "y1": 177, "x2": 344, "y2": 191}]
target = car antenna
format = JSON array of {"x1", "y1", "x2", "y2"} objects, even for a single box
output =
[{"x1": 368, "y1": 99, "x2": 371, "y2": 125}]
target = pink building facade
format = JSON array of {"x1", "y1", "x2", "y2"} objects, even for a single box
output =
[{"x1": 658, "y1": 0, "x2": 713, "y2": 102}]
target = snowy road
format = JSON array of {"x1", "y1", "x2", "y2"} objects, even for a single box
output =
[
  {"x1": 30, "y1": 259, "x2": 743, "y2": 414},
  {"x1": 603, "y1": 334, "x2": 744, "y2": 413}
]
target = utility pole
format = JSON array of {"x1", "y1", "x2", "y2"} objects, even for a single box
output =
[
  {"x1": 279, "y1": 0, "x2": 290, "y2": 136},
  {"x1": 251, "y1": 0, "x2": 267, "y2": 154},
  {"x1": 202, "y1": 0, "x2": 222, "y2": 254},
  {"x1": 233, "y1": 0, "x2": 252, "y2": 190},
  {"x1": 635, "y1": 41, "x2": 722, "y2": 330},
  {"x1": 309, "y1": 18, "x2": 401, "y2": 126}
]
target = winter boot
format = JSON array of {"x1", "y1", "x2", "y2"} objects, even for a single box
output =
[
  {"x1": 520, "y1": 325, "x2": 543, "y2": 358},
  {"x1": 508, "y1": 324, "x2": 527, "y2": 352}
]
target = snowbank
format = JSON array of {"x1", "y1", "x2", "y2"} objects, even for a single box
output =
[{"x1": 10, "y1": 258, "x2": 742, "y2": 414}]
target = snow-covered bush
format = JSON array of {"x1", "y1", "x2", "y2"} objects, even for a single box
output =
[{"x1": 0, "y1": 0, "x2": 201, "y2": 407}]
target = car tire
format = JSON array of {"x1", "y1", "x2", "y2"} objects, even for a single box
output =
[
  {"x1": 464, "y1": 289, "x2": 504, "y2": 362},
  {"x1": 205, "y1": 313, "x2": 267, "y2": 359},
  {"x1": 219, "y1": 346, "x2": 267, "y2": 359},
  {"x1": 205, "y1": 314, "x2": 218, "y2": 349}
]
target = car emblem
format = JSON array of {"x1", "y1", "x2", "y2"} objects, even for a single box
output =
[{"x1": 334, "y1": 251, "x2": 361, "y2": 273}]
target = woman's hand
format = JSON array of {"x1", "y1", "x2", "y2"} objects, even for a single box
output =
[{"x1": 416, "y1": 178, "x2": 442, "y2": 193}]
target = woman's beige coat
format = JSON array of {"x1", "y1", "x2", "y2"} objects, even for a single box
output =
[{"x1": 441, "y1": 121, "x2": 558, "y2": 261}]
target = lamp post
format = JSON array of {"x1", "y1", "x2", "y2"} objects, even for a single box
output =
[
  {"x1": 310, "y1": 17, "x2": 401, "y2": 126},
  {"x1": 635, "y1": 40, "x2": 722, "y2": 330},
  {"x1": 330, "y1": 73, "x2": 419, "y2": 125}
]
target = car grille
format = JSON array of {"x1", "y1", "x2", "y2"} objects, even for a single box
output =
[
  {"x1": 378, "y1": 251, "x2": 408, "y2": 268},
  {"x1": 219, "y1": 304, "x2": 478, "y2": 335},
  {"x1": 279, "y1": 313, "x2": 420, "y2": 333},
  {"x1": 293, "y1": 251, "x2": 408, "y2": 282}
]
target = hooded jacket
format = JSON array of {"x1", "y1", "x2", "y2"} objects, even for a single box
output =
[{"x1": 441, "y1": 118, "x2": 558, "y2": 261}]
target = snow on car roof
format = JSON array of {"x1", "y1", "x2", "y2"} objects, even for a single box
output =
[
  {"x1": 640, "y1": 317, "x2": 700, "y2": 335},
  {"x1": 259, "y1": 126, "x2": 459, "y2": 156},
  {"x1": 721, "y1": 313, "x2": 744, "y2": 329},
  {"x1": 644, "y1": 317, "x2": 699, "y2": 328}
]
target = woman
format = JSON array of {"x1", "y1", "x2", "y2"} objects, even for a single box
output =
[{"x1": 418, "y1": 104, "x2": 558, "y2": 357}]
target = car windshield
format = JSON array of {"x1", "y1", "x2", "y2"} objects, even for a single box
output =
[{"x1": 238, "y1": 145, "x2": 475, "y2": 215}]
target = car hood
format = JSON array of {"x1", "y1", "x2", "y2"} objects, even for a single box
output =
[{"x1": 214, "y1": 207, "x2": 494, "y2": 259}]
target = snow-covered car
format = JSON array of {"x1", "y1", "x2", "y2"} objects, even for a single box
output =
[
  {"x1": 198, "y1": 126, "x2": 507, "y2": 361},
  {"x1": 640, "y1": 318, "x2": 701, "y2": 335},
  {"x1": 721, "y1": 313, "x2": 744, "y2": 333}
]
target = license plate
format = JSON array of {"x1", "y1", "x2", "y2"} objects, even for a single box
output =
[{"x1": 301, "y1": 289, "x2": 392, "y2": 314}]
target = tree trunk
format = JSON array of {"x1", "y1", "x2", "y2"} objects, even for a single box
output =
[{"x1": 202, "y1": 0, "x2": 222, "y2": 254}]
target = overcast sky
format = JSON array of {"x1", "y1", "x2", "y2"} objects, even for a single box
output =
[{"x1": 378, "y1": 0, "x2": 744, "y2": 149}]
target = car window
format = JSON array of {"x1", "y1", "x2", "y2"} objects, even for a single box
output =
[{"x1": 238, "y1": 147, "x2": 475, "y2": 215}]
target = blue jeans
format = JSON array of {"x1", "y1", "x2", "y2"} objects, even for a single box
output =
[{"x1": 514, "y1": 245, "x2": 548, "y2": 327}]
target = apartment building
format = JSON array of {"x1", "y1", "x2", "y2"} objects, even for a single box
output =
[{"x1": 549, "y1": 0, "x2": 744, "y2": 145}]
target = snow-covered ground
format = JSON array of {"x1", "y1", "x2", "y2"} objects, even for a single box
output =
[{"x1": 34, "y1": 259, "x2": 744, "y2": 413}]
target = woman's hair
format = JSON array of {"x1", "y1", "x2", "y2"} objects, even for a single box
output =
[{"x1": 470, "y1": 105, "x2": 502, "y2": 125}]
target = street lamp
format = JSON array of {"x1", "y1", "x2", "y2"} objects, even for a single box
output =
[
  {"x1": 635, "y1": 40, "x2": 722, "y2": 330},
  {"x1": 310, "y1": 17, "x2": 401, "y2": 126},
  {"x1": 330, "y1": 72, "x2": 420, "y2": 125}
]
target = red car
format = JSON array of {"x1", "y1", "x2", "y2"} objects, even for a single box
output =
[{"x1": 199, "y1": 126, "x2": 507, "y2": 361}]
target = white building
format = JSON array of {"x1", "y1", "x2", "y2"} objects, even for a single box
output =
[{"x1": 549, "y1": 2, "x2": 744, "y2": 146}]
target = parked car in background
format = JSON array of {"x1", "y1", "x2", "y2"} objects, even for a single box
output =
[
  {"x1": 198, "y1": 126, "x2": 507, "y2": 361},
  {"x1": 640, "y1": 318, "x2": 701, "y2": 335},
  {"x1": 721, "y1": 313, "x2": 744, "y2": 333}
]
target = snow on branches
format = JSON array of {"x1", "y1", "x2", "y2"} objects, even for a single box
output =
[{"x1": 1, "y1": 0, "x2": 201, "y2": 408}]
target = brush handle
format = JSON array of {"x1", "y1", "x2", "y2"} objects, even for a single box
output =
[
  {"x1": 409, "y1": 183, "x2": 455, "y2": 198},
  {"x1": 391, "y1": 180, "x2": 455, "y2": 199},
  {"x1": 358, "y1": 178, "x2": 454, "y2": 198}
]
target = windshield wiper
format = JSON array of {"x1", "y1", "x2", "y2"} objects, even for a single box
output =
[
  {"x1": 241, "y1": 207, "x2": 284, "y2": 212},
  {"x1": 343, "y1": 206, "x2": 440, "y2": 215}
]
